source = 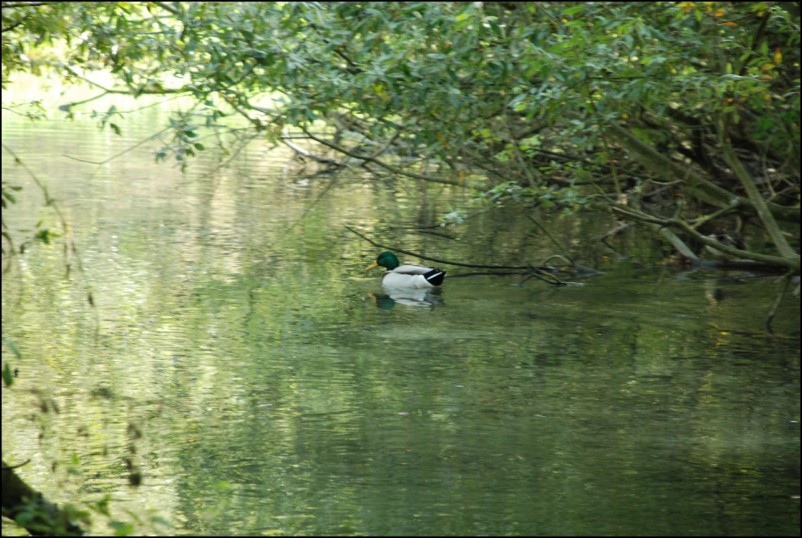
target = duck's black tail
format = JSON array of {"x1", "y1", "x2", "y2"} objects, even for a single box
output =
[{"x1": 423, "y1": 268, "x2": 446, "y2": 286}]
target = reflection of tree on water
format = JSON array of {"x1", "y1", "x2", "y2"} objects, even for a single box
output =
[{"x1": 370, "y1": 288, "x2": 445, "y2": 309}]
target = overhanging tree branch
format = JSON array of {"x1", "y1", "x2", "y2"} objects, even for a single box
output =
[
  {"x1": 717, "y1": 115, "x2": 799, "y2": 260},
  {"x1": 302, "y1": 129, "x2": 487, "y2": 190},
  {"x1": 611, "y1": 204, "x2": 800, "y2": 271},
  {"x1": 608, "y1": 123, "x2": 800, "y2": 223}
]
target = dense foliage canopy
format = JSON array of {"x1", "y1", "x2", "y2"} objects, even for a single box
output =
[{"x1": 2, "y1": 1, "x2": 800, "y2": 269}]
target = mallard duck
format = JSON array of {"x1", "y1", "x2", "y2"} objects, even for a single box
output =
[{"x1": 366, "y1": 251, "x2": 446, "y2": 289}]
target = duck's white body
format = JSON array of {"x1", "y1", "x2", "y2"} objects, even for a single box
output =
[{"x1": 381, "y1": 265, "x2": 445, "y2": 289}]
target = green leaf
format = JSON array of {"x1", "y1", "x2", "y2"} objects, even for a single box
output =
[
  {"x1": 109, "y1": 520, "x2": 135, "y2": 536},
  {"x1": 3, "y1": 362, "x2": 14, "y2": 387},
  {"x1": 35, "y1": 229, "x2": 51, "y2": 244},
  {"x1": 3, "y1": 337, "x2": 22, "y2": 358},
  {"x1": 562, "y1": 5, "x2": 586, "y2": 17}
]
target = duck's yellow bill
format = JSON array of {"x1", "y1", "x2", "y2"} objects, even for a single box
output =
[{"x1": 366, "y1": 261, "x2": 380, "y2": 270}]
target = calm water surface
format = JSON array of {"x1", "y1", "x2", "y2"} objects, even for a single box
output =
[{"x1": 2, "y1": 109, "x2": 799, "y2": 536}]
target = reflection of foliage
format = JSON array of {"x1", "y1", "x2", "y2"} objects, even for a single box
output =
[{"x1": 2, "y1": 379, "x2": 168, "y2": 535}]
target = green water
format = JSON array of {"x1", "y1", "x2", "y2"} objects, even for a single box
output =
[{"x1": 2, "y1": 110, "x2": 799, "y2": 536}]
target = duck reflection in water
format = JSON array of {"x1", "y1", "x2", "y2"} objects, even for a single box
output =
[{"x1": 370, "y1": 288, "x2": 445, "y2": 309}]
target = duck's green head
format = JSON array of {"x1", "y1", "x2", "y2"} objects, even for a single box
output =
[{"x1": 367, "y1": 251, "x2": 400, "y2": 271}]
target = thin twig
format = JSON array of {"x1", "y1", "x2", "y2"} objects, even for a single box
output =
[
  {"x1": 302, "y1": 129, "x2": 485, "y2": 190},
  {"x1": 526, "y1": 214, "x2": 573, "y2": 261},
  {"x1": 347, "y1": 225, "x2": 538, "y2": 270},
  {"x1": 346, "y1": 226, "x2": 575, "y2": 286},
  {"x1": 63, "y1": 124, "x2": 173, "y2": 165},
  {"x1": 3, "y1": 144, "x2": 100, "y2": 331},
  {"x1": 765, "y1": 273, "x2": 792, "y2": 334},
  {"x1": 2, "y1": 459, "x2": 31, "y2": 471}
]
